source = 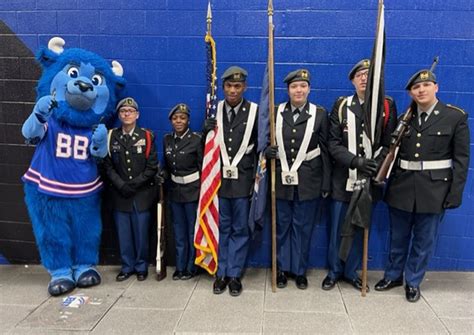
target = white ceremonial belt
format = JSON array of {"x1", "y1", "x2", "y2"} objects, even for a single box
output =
[
  {"x1": 399, "y1": 159, "x2": 452, "y2": 171},
  {"x1": 305, "y1": 147, "x2": 320, "y2": 161},
  {"x1": 171, "y1": 171, "x2": 200, "y2": 184}
]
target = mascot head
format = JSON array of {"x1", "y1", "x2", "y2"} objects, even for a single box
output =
[{"x1": 36, "y1": 37, "x2": 126, "y2": 127}]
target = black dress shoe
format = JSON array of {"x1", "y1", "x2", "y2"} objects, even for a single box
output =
[
  {"x1": 172, "y1": 270, "x2": 183, "y2": 280},
  {"x1": 116, "y1": 271, "x2": 133, "y2": 282},
  {"x1": 136, "y1": 272, "x2": 148, "y2": 281},
  {"x1": 276, "y1": 271, "x2": 287, "y2": 288},
  {"x1": 374, "y1": 278, "x2": 403, "y2": 291},
  {"x1": 213, "y1": 277, "x2": 228, "y2": 294},
  {"x1": 295, "y1": 275, "x2": 308, "y2": 290},
  {"x1": 405, "y1": 285, "x2": 421, "y2": 302},
  {"x1": 48, "y1": 278, "x2": 76, "y2": 296},
  {"x1": 344, "y1": 277, "x2": 369, "y2": 292},
  {"x1": 321, "y1": 276, "x2": 337, "y2": 291},
  {"x1": 76, "y1": 269, "x2": 101, "y2": 288},
  {"x1": 181, "y1": 271, "x2": 193, "y2": 280},
  {"x1": 228, "y1": 277, "x2": 243, "y2": 297}
]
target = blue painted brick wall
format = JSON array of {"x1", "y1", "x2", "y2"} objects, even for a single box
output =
[{"x1": 1, "y1": 0, "x2": 473, "y2": 270}]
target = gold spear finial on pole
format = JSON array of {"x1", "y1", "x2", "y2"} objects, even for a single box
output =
[{"x1": 207, "y1": 1, "x2": 212, "y2": 35}]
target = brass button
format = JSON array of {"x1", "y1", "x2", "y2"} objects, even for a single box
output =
[
  {"x1": 291, "y1": 158, "x2": 295, "y2": 162},
  {"x1": 292, "y1": 129, "x2": 296, "y2": 133},
  {"x1": 228, "y1": 147, "x2": 232, "y2": 151},
  {"x1": 417, "y1": 133, "x2": 421, "y2": 138},
  {"x1": 416, "y1": 143, "x2": 420, "y2": 148},
  {"x1": 444, "y1": 178, "x2": 448, "y2": 181},
  {"x1": 229, "y1": 138, "x2": 232, "y2": 142},
  {"x1": 437, "y1": 131, "x2": 441, "y2": 135},
  {"x1": 127, "y1": 168, "x2": 131, "y2": 171},
  {"x1": 125, "y1": 151, "x2": 129, "y2": 155},
  {"x1": 127, "y1": 159, "x2": 131, "y2": 163},
  {"x1": 291, "y1": 139, "x2": 295, "y2": 143},
  {"x1": 128, "y1": 176, "x2": 133, "y2": 180},
  {"x1": 414, "y1": 153, "x2": 419, "y2": 158},
  {"x1": 359, "y1": 144, "x2": 363, "y2": 148},
  {"x1": 230, "y1": 129, "x2": 233, "y2": 133},
  {"x1": 290, "y1": 148, "x2": 295, "y2": 153}
]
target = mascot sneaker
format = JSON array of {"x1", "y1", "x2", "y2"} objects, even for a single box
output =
[{"x1": 48, "y1": 278, "x2": 76, "y2": 297}]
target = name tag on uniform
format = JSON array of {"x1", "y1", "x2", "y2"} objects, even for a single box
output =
[
  {"x1": 137, "y1": 146, "x2": 143, "y2": 154},
  {"x1": 281, "y1": 171, "x2": 298, "y2": 185},
  {"x1": 223, "y1": 166, "x2": 238, "y2": 179}
]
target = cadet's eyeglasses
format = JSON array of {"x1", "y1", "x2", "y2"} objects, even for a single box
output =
[{"x1": 355, "y1": 71, "x2": 369, "y2": 79}]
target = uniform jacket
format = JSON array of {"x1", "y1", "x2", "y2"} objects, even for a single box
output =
[
  {"x1": 218, "y1": 99, "x2": 258, "y2": 199},
  {"x1": 103, "y1": 127, "x2": 158, "y2": 212},
  {"x1": 329, "y1": 94, "x2": 397, "y2": 202},
  {"x1": 385, "y1": 101, "x2": 470, "y2": 214},
  {"x1": 275, "y1": 101, "x2": 331, "y2": 201},
  {"x1": 163, "y1": 130, "x2": 203, "y2": 203}
]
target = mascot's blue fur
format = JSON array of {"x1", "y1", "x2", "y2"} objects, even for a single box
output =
[{"x1": 21, "y1": 37, "x2": 125, "y2": 296}]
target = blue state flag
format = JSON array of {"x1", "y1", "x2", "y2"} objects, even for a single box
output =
[{"x1": 248, "y1": 66, "x2": 270, "y2": 235}]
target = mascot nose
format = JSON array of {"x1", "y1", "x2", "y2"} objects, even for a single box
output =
[{"x1": 74, "y1": 80, "x2": 93, "y2": 92}]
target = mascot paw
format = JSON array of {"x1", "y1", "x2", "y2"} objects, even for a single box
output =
[
  {"x1": 76, "y1": 269, "x2": 101, "y2": 288},
  {"x1": 48, "y1": 278, "x2": 76, "y2": 296},
  {"x1": 34, "y1": 95, "x2": 56, "y2": 122}
]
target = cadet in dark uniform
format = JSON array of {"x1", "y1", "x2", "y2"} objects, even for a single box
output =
[
  {"x1": 103, "y1": 97, "x2": 158, "y2": 282},
  {"x1": 204, "y1": 66, "x2": 258, "y2": 296},
  {"x1": 163, "y1": 103, "x2": 203, "y2": 280},
  {"x1": 375, "y1": 69, "x2": 470, "y2": 302},
  {"x1": 322, "y1": 59, "x2": 397, "y2": 291},
  {"x1": 265, "y1": 69, "x2": 331, "y2": 289}
]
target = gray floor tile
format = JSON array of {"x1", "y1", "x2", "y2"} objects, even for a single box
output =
[
  {"x1": 441, "y1": 318, "x2": 474, "y2": 334},
  {"x1": 264, "y1": 270, "x2": 346, "y2": 314},
  {"x1": 0, "y1": 305, "x2": 36, "y2": 333},
  {"x1": 115, "y1": 273, "x2": 197, "y2": 309},
  {"x1": 8, "y1": 329, "x2": 90, "y2": 335},
  {"x1": 263, "y1": 311, "x2": 352, "y2": 334},
  {"x1": 0, "y1": 272, "x2": 50, "y2": 306},
  {"x1": 424, "y1": 271, "x2": 474, "y2": 281},
  {"x1": 422, "y1": 280, "x2": 474, "y2": 319},
  {"x1": 176, "y1": 289, "x2": 264, "y2": 333},
  {"x1": 17, "y1": 287, "x2": 124, "y2": 331},
  {"x1": 92, "y1": 308, "x2": 182, "y2": 334},
  {"x1": 344, "y1": 294, "x2": 448, "y2": 334}
]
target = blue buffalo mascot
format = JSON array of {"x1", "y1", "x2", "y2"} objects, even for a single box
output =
[{"x1": 21, "y1": 37, "x2": 125, "y2": 296}]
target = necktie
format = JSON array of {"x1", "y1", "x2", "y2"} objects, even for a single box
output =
[
  {"x1": 419, "y1": 112, "x2": 427, "y2": 127},
  {"x1": 293, "y1": 108, "x2": 300, "y2": 122},
  {"x1": 228, "y1": 108, "x2": 236, "y2": 124},
  {"x1": 123, "y1": 134, "x2": 130, "y2": 144}
]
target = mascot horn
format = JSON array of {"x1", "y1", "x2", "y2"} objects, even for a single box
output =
[{"x1": 21, "y1": 37, "x2": 125, "y2": 296}]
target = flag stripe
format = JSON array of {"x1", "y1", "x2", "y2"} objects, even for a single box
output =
[{"x1": 194, "y1": 28, "x2": 220, "y2": 275}]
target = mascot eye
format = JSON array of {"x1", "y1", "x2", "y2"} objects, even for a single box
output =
[
  {"x1": 91, "y1": 74, "x2": 103, "y2": 86},
  {"x1": 67, "y1": 67, "x2": 79, "y2": 78}
]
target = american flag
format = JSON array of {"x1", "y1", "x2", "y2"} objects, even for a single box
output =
[{"x1": 194, "y1": 14, "x2": 221, "y2": 275}]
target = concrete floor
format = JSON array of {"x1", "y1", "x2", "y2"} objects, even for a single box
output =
[{"x1": 0, "y1": 265, "x2": 473, "y2": 334}]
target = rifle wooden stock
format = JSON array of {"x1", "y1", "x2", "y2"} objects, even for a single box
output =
[{"x1": 374, "y1": 105, "x2": 414, "y2": 183}]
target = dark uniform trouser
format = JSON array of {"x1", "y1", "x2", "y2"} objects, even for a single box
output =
[
  {"x1": 217, "y1": 197, "x2": 250, "y2": 278},
  {"x1": 170, "y1": 201, "x2": 198, "y2": 273},
  {"x1": 384, "y1": 206, "x2": 444, "y2": 287},
  {"x1": 276, "y1": 193, "x2": 320, "y2": 276},
  {"x1": 327, "y1": 200, "x2": 363, "y2": 281},
  {"x1": 113, "y1": 203, "x2": 150, "y2": 274}
]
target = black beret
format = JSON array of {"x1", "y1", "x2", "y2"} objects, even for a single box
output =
[
  {"x1": 283, "y1": 69, "x2": 311, "y2": 85},
  {"x1": 405, "y1": 69, "x2": 437, "y2": 90},
  {"x1": 221, "y1": 66, "x2": 248, "y2": 82},
  {"x1": 348, "y1": 59, "x2": 370, "y2": 80},
  {"x1": 168, "y1": 103, "x2": 191, "y2": 119}
]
